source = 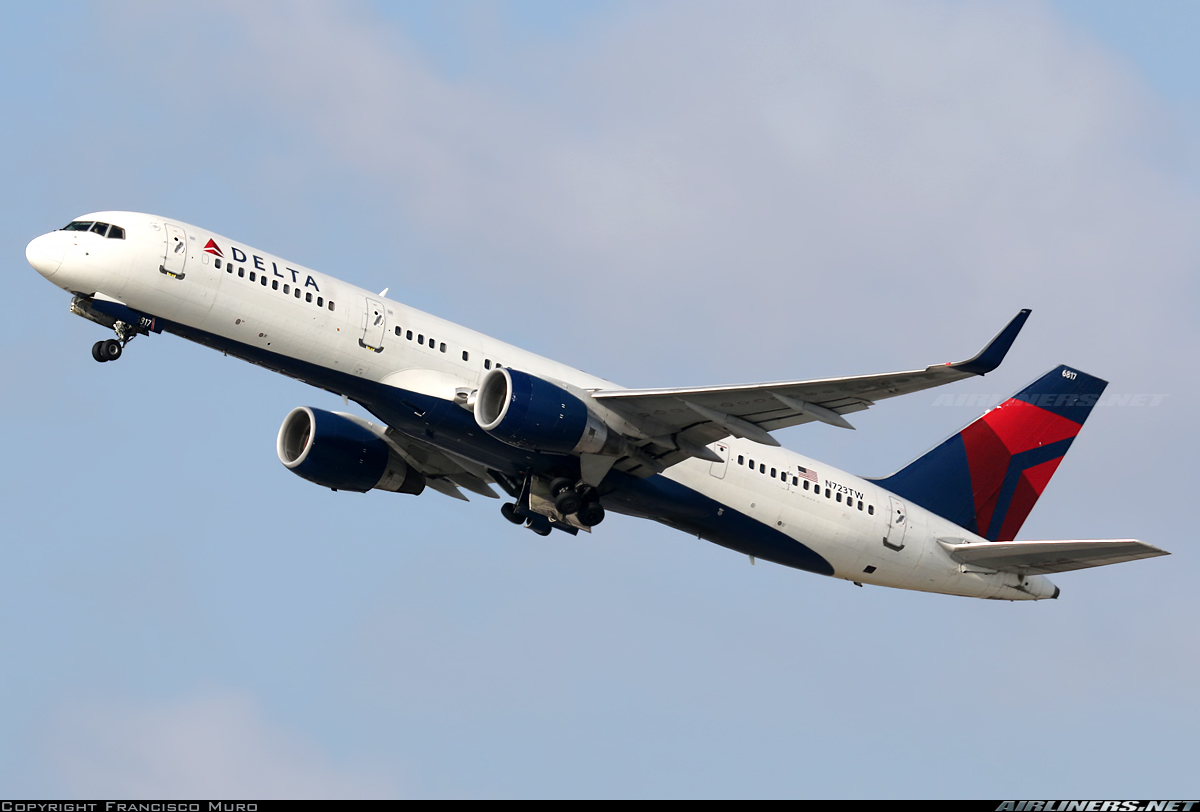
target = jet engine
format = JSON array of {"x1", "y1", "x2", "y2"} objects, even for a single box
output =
[
  {"x1": 474, "y1": 368, "x2": 625, "y2": 456},
  {"x1": 277, "y1": 406, "x2": 425, "y2": 494}
]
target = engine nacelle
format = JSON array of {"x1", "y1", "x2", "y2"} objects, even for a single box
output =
[
  {"x1": 474, "y1": 367, "x2": 622, "y2": 456},
  {"x1": 277, "y1": 407, "x2": 425, "y2": 494}
]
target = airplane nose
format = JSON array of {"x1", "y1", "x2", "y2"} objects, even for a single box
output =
[{"x1": 26, "y1": 232, "x2": 64, "y2": 278}]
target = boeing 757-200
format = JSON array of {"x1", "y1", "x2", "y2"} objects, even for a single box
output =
[{"x1": 26, "y1": 213, "x2": 1167, "y2": 600}]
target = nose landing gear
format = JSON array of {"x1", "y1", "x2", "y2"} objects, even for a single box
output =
[
  {"x1": 90, "y1": 320, "x2": 136, "y2": 363},
  {"x1": 91, "y1": 339, "x2": 122, "y2": 362}
]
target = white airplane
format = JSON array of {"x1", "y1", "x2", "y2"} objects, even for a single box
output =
[{"x1": 26, "y1": 212, "x2": 1167, "y2": 600}]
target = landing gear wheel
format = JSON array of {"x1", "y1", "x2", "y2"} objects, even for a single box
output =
[
  {"x1": 549, "y1": 476, "x2": 582, "y2": 515},
  {"x1": 100, "y1": 339, "x2": 122, "y2": 362},
  {"x1": 91, "y1": 341, "x2": 107, "y2": 362},
  {"x1": 500, "y1": 502, "x2": 525, "y2": 525},
  {"x1": 577, "y1": 500, "x2": 605, "y2": 527},
  {"x1": 554, "y1": 489, "x2": 582, "y2": 516},
  {"x1": 525, "y1": 514, "x2": 552, "y2": 536}
]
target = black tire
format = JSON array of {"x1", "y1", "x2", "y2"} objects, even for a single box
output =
[
  {"x1": 91, "y1": 341, "x2": 107, "y2": 362},
  {"x1": 554, "y1": 488, "x2": 582, "y2": 516},
  {"x1": 526, "y1": 515, "x2": 552, "y2": 536},
  {"x1": 577, "y1": 501, "x2": 605, "y2": 527},
  {"x1": 500, "y1": 502, "x2": 525, "y2": 524},
  {"x1": 101, "y1": 339, "x2": 122, "y2": 361}
]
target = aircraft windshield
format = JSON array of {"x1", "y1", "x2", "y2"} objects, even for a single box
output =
[{"x1": 60, "y1": 220, "x2": 125, "y2": 239}]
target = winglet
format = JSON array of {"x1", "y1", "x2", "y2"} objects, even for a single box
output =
[{"x1": 950, "y1": 309, "x2": 1031, "y2": 376}]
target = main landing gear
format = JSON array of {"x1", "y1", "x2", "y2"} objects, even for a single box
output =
[
  {"x1": 500, "y1": 474, "x2": 606, "y2": 536},
  {"x1": 549, "y1": 477, "x2": 605, "y2": 527},
  {"x1": 91, "y1": 320, "x2": 135, "y2": 363}
]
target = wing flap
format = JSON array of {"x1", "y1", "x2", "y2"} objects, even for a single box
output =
[{"x1": 939, "y1": 539, "x2": 1169, "y2": 575}]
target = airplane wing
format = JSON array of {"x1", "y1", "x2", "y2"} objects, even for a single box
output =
[
  {"x1": 590, "y1": 309, "x2": 1030, "y2": 472},
  {"x1": 938, "y1": 539, "x2": 1169, "y2": 575},
  {"x1": 381, "y1": 426, "x2": 500, "y2": 501}
]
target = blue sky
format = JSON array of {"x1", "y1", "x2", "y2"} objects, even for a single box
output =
[{"x1": 1, "y1": 0, "x2": 1196, "y2": 799}]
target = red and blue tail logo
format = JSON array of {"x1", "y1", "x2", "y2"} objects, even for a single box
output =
[{"x1": 874, "y1": 366, "x2": 1106, "y2": 541}]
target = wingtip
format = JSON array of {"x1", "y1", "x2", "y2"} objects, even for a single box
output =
[{"x1": 951, "y1": 308, "x2": 1032, "y2": 376}]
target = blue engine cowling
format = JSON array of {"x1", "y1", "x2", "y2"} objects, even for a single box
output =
[
  {"x1": 474, "y1": 367, "x2": 615, "y2": 455},
  {"x1": 277, "y1": 407, "x2": 425, "y2": 494}
]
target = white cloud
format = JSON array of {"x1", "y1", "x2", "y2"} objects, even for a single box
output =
[
  {"x1": 45, "y1": 692, "x2": 398, "y2": 799},
  {"x1": 140, "y1": 0, "x2": 1194, "y2": 378}
]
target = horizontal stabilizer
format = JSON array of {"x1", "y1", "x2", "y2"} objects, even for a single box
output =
[{"x1": 938, "y1": 538, "x2": 1168, "y2": 575}]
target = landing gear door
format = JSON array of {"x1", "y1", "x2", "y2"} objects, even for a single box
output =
[
  {"x1": 883, "y1": 496, "x2": 908, "y2": 551},
  {"x1": 360, "y1": 297, "x2": 386, "y2": 352},
  {"x1": 708, "y1": 442, "x2": 729, "y2": 479},
  {"x1": 161, "y1": 223, "x2": 187, "y2": 279}
]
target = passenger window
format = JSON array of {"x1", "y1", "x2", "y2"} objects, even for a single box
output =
[
  {"x1": 283, "y1": 284, "x2": 289, "y2": 293},
  {"x1": 792, "y1": 477, "x2": 798, "y2": 486},
  {"x1": 329, "y1": 301, "x2": 335, "y2": 311},
  {"x1": 215, "y1": 259, "x2": 222, "y2": 269},
  {"x1": 868, "y1": 505, "x2": 874, "y2": 515},
  {"x1": 260, "y1": 276, "x2": 267, "y2": 286},
  {"x1": 406, "y1": 330, "x2": 413, "y2": 340},
  {"x1": 803, "y1": 481, "x2": 809, "y2": 490},
  {"x1": 306, "y1": 292, "x2": 313, "y2": 302},
  {"x1": 836, "y1": 493, "x2": 842, "y2": 503},
  {"x1": 272, "y1": 280, "x2": 279, "y2": 290},
  {"x1": 440, "y1": 342, "x2": 446, "y2": 352},
  {"x1": 857, "y1": 501, "x2": 863, "y2": 511},
  {"x1": 226, "y1": 265, "x2": 233, "y2": 274},
  {"x1": 395, "y1": 326, "x2": 401, "y2": 336},
  {"x1": 238, "y1": 268, "x2": 245, "y2": 278},
  {"x1": 418, "y1": 335, "x2": 424, "y2": 345},
  {"x1": 825, "y1": 489, "x2": 830, "y2": 498},
  {"x1": 294, "y1": 288, "x2": 301, "y2": 298},
  {"x1": 107, "y1": 225, "x2": 125, "y2": 239},
  {"x1": 738, "y1": 455, "x2": 744, "y2": 465},
  {"x1": 462, "y1": 351, "x2": 469, "y2": 361},
  {"x1": 249, "y1": 271, "x2": 256, "y2": 282},
  {"x1": 317, "y1": 297, "x2": 323, "y2": 307},
  {"x1": 484, "y1": 359, "x2": 491, "y2": 369}
]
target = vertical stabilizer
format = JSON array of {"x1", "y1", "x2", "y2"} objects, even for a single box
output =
[{"x1": 873, "y1": 366, "x2": 1107, "y2": 541}]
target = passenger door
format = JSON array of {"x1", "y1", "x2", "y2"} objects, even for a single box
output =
[
  {"x1": 161, "y1": 222, "x2": 188, "y2": 279},
  {"x1": 360, "y1": 297, "x2": 386, "y2": 352}
]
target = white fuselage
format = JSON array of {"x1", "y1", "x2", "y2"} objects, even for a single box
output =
[{"x1": 27, "y1": 211, "x2": 1058, "y2": 600}]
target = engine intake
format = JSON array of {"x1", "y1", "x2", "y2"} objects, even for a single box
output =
[
  {"x1": 474, "y1": 368, "x2": 620, "y2": 456},
  {"x1": 277, "y1": 407, "x2": 425, "y2": 494}
]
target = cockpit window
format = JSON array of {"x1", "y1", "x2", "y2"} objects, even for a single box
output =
[{"x1": 60, "y1": 220, "x2": 125, "y2": 238}]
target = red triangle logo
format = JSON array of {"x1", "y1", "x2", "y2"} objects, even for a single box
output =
[{"x1": 203, "y1": 238, "x2": 224, "y2": 257}]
